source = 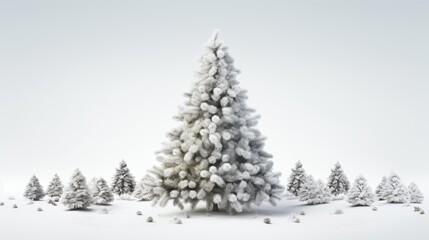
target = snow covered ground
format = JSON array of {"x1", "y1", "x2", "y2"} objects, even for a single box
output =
[{"x1": 0, "y1": 195, "x2": 427, "y2": 240}]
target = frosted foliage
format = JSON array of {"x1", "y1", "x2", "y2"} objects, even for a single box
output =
[
  {"x1": 298, "y1": 176, "x2": 331, "y2": 204},
  {"x1": 383, "y1": 173, "x2": 408, "y2": 203},
  {"x1": 62, "y1": 169, "x2": 92, "y2": 209},
  {"x1": 46, "y1": 174, "x2": 63, "y2": 198},
  {"x1": 111, "y1": 160, "x2": 136, "y2": 196},
  {"x1": 133, "y1": 178, "x2": 146, "y2": 200},
  {"x1": 142, "y1": 31, "x2": 284, "y2": 212},
  {"x1": 346, "y1": 175, "x2": 376, "y2": 206},
  {"x1": 408, "y1": 183, "x2": 424, "y2": 204},
  {"x1": 327, "y1": 162, "x2": 350, "y2": 196},
  {"x1": 23, "y1": 175, "x2": 45, "y2": 201},
  {"x1": 287, "y1": 160, "x2": 307, "y2": 196},
  {"x1": 92, "y1": 178, "x2": 114, "y2": 205},
  {"x1": 375, "y1": 176, "x2": 387, "y2": 200}
]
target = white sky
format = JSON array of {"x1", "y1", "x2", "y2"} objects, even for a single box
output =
[{"x1": 1, "y1": 0, "x2": 428, "y2": 196}]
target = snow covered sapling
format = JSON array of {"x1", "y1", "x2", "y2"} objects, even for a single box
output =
[
  {"x1": 327, "y1": 162, "x2": 350, "y2": 196},
  {"x1": 133, "y1": 178, "x2": 146, "y2": 201},
  {"x1": 298, "y1": 176, "x2": 331, "y2": 204},
  {"x1": 375, "y1": 176, "x2": 387, "y2": 200},
  {"x1": 408, "y1": 182, "x2": 424, "y2": 204},
  {"x1": 287, "y1": 160, "x2": 307, "y2": 197},
  {"x1": 141, "y1": 31, "x2": 284, "y2": 213},
  {"x1": 383, "y1": 173, "x2": 408, "y2": 203},
  {"x1": 111, "y1": 160, "x2": 136, "y2": 196},
  {"x1": 92, "y1": 177, "x2": 114, "y2": 205},
  {"x1": 46, "y1": 174, "x2": 63, "y2": 201},
  {"x1": 62, "y1": 169, "x2": 92, "y2": 209},
  {"x1": 347, "y1": 175, "x2": 376, "y2": 206},
  {"x1": 23, "y1": 175, "x2": 45, "y2": 200}
]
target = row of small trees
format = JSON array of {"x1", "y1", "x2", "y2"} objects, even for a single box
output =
[
  {"x1": 286, "y1": 160, "x2": 424, "y2": 206},
  {"x1": 23, "y1": 160, "x2": 146, "y2": 209}
]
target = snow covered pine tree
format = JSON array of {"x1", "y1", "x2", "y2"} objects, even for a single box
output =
[
  {"x1": 46, "y1": 174, "x2": 63, "y2": 201},
  {"x1": 327, "y1": 162, "x2": 350, "y2": 196},
  {"x1": 298, "y1": 175, "x2": 331, "y2": 204},
  {"x1": 92, "y1": 177, "x2": 114, "y2": 205},
  {"x1": 133, "y1": 178, "x2": 146, "y2": 201},
  {"x1": 24, "y1": 175, "x2": 45, "y2": 200},
  {"x1": 383, "y1": 173, "x2": 408, "y2": 203},
  {"x1": 287, "y1": 160, "x2": 307, "y2": 197},
  {"x1": 408, "y1": 182, "x2": 424, "y2": 204},
  {"x1": 62, "y1": 169, "x2": 92, "y2": 209},
  {"x1": 141, "y1": 31, "x2": 284, "y2": 213},
  {"x1": 111, "y1": 160, "x2": 136, "y2": 196},
  {"x1": 375, "y1": 176, "x2": 387, "y2": 200},
  {"x1": 347, "y1": 175, "x2": 376, "y2": 206}
]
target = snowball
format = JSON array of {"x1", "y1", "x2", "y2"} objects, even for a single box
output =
[
  {"x1": 334, "y1": 209, "x2": 344, "y2": 215},
  {"x1": 179, "y1": 171, "x2": 187, "y2": 179},
  {"x1": 188, "y1": 181, "x2": 196, "y2": 189},
  {"x1": 213, "y1": 87, "x2": 222, "y2": 96},
  {"x1": 189, "y1": 190, "x2": 197, "y2": 199},
  {"x1": 263, "y1": 218, "x2": 271, "y2": 224},
  {"x1": 209, "y1": 134, "x2": 220, "y2": 145},
  {"x1": 37, "y1": 207, "x2": 43, "y2": 212},
  {"x1": 209, "y1": 166, "x2": 217, "y2": 173},
  {"x1": 189, "y1": 144, "x2": 199, "y2": 153},
  {"x1": 228, "y1": 194, "x2": 238, "y2": 202},
  {"x1": 136, "y1": 210, "x2": 142, "y2": 216},
  {"x1": 220, "y1": 97, "x2": 229, "y2": 107},
  {"x1": 221, "y1": 163, "x2": 232, "y2": 172},
  {"x1": 178, "y1": 180, "x2": 189, "y2": 189},
  {"x1": 222, "y1": 132, "x2": 231, "y2": 140},
  {"x1": 184, "y1": 152, "x2": 193, "y2": 162},
  {"x1": 208, "y1": 105, "x2": 218, "y2": 114},
  {"x1": 213, "y1": 194, "x2": 222, "y2": 204},
  {"x1": 146, "y1": 216, "x2": 154, "y2": 223},
  {"x1": 170, "y1": 190, "x2": 179, "y2": 198},
  {"x1": 200, "y1": 170, "x2": 211, "y2": 178},
  {"x1": 172, "y1": 217, "x2": 182, "y2": 224},
  {"x1": 211, "y1": 115, "x2": 220, "y2": 123},
  {"x1": 210, "y1": 174, "x2": 225, "y2": 187},
  {"x1": 200, "y1": 102, "x2": 209, "y2": 111},
  {"x1": 222, "y1": 107, "x2": 232, "y2": 115}
]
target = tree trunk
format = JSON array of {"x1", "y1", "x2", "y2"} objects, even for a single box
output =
[{"x1": 213, "y1": 203, "x2": 219, "y2": 212}]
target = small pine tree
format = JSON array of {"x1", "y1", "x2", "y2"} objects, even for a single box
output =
[
  {"x1": 133, "y1": 178, "x2": 146, "y2": 201},
  {"x1": 375, "y1": 176, "x2": 387, "y2": 200},
  {"x1": 46, "y1": 174, "x2": 63, "y2": 199},
  {"x1": 346, "y1": 175, "x2": 376, "y2": 206},
  {"x1": 62, "y1": 169, "x2": 92, "y2": 209},
  {"x1": 287, "y1": 160, "x2": 307, "y2": 196},
  {"x1": 23, "y1": 175, "x2": 45, "y2": 200},
  {"x1": 111, "y1": 160, "x2": 136, "y2": 196},
  {"x1": 92, "y1": 177, "x2": 114, "y2": 205},
  {"x1": 327, "y1": 162, "x2": 350, "y2": 196},
  {"x1": 383, "y1": 173, "x2": 408, "y2": 203},
  {"x1": 298, "y1": 175, "x2": 331, "y2": 204},
  {"x1": 408, "y1": 182, "x2": 423, "y2": 204}
]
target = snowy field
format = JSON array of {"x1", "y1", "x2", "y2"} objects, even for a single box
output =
[{"x1": 1, "y1": 195, "x2": 427, "y2": 240}]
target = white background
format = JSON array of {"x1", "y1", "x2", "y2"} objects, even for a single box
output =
[{"x1": 1, "y1": 0, "x2": 428, "y2": 196}]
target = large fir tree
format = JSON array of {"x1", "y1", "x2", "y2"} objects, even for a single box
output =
[
  {"x1": 111, "y1": 160, "x2": 136, "y2": 196},
  {"x1": 141, "y1": 31, "x2": 284, "y2": 212},
  {"x1": 62, "y1": 169, "x2": 92, "y2": 209},
  {"x1": 287, "y1": 160, "x2": 307, "y2": 196},
  {"x1": 23, "y1": 175, "x2": 45, "y2": 201},
  {"x1": 46, "y1": 174, "x2": 63, "y2": 200},
  {"x1": 326, "y1": 162, "x2": 350, "y2": 196}
]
